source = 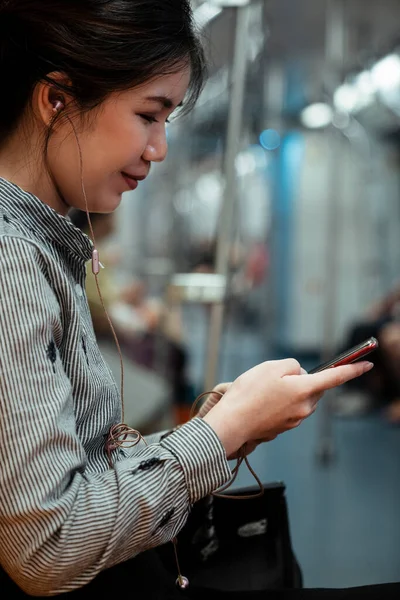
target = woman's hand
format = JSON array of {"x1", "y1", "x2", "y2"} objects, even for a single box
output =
[
  {"x1": 196, "y1": 382, "x2": 232, "y2": 419},
  {"x1": 197, "y1": 383, "x2": 271, "y2": 459},
  {"x1": 203, "y1": 358, "x2": 374, "y2": 458}
]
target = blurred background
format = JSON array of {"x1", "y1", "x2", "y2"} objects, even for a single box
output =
[{"x1": 81, "y1": 0, "x2": 400, "y2": 589}]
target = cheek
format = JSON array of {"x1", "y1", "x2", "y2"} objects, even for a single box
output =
[
  {"x1": 46, "y1": 133, "x2": 84, "y2": 199},
  {"x1": 92, "y1": 112, "x2": 148, "y2": 166},
  {"x1": 91, "y1": 133, "x2": 147, "y2": 180},
  {"x1": 45, "y1": 132, "x2": 117, "y2": 210},
  {"x1": 46, "y1": 114, "x2": 149, "y2": 208}
]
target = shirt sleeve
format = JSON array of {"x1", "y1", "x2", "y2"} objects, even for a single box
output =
[
  {"x1": 143, "y1": 426, "x2": 182, "y2": 445},
  {"x1": 0, "y1": 236, "x2": 232, "y2": 596}
]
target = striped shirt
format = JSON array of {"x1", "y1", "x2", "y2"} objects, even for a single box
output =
[{"x1": 0, "y1": 177, "x2": 231, "y2": 596}]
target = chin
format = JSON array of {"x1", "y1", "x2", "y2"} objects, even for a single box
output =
[
  {"x1": 111, "y1": 193, "x2": 123, "y2": 210},
  {"x1": 95, "y1": 191, "x2": 123, "y2": 213}
]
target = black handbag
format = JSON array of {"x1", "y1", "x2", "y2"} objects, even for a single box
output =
[{"x1": 156, "y1": 481, "x2": 303, "y2": 593}]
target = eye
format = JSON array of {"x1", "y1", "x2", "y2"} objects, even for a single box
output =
[
  {"x1": 139, "y1": 114, "x2": 158, "y2": 124},
  {"x1": 139, "y1": 114, "x2": 171, "y2": 125}
]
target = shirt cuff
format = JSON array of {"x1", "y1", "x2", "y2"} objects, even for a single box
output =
[
  {"x1": 159, "y1": 417, "x2": 232, "y2": 504},
  {"x1": 143, "y1": 431, "x2": 168, "y2": 445}
]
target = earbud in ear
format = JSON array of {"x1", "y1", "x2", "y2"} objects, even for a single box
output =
[{"x1": 52, "y1": 99, "x2": 65, "y2": 113}]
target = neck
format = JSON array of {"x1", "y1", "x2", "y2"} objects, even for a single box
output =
[{"x1": 0, "y1": 133, "x2": 69, "y2": 216}]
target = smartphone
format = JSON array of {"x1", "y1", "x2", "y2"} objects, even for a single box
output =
[{"x1": 309, "y1": 336, "x2": 379, "y2": 374}]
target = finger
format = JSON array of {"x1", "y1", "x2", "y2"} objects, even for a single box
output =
[
  {"x1": 197, "y1": 384, "x2": 232, "y2": 417},
  {"x1": 301, "y1": 361, "x2": 374, "y2": 394},
  {"x1": 311, "y1": 393, "x2": 323, "y2": 408},
  {"x1": 271, "y1": 358, "x2": 302, "y2": 376},
  {"x1": 283, "y1": 365, "x2": 308, "y2": 378},
  {"x1": 197, "y1": 396, "x2": 218, "y2": 417},
  {"x1": 211, "y1": 382, "x2": 232, "y2": 396},
  {"x1": 244, "y1": 441, "x2": 258, "y2": 454},
  {"x1": 207, "y1": 385, "x2": 230, "y2": 405},
  {"x1": 304, "y1": 393, "x2": 322, "y2": 413}
]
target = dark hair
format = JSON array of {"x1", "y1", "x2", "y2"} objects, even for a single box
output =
[{"x1": 0, "y1": 0, "x2": 207, "y2": 144}]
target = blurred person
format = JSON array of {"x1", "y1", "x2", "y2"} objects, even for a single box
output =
[
  {"x1": 243, "y1": 241, "x2": 270, "y2": 288},
  {"x1": 190, "y1": 238, "x2": 269, "y2": 328},
  {"x1": 190, "y1": 238, "x2": 269, "y2": 298},
  {"x1": 0, "y1": 2, "x2": 394, "y2": 600},
  {"x1": 334, "y1": 282, "x2": 400, "y2": 421}
]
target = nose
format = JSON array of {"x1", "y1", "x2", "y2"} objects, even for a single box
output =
[{"x1": 142, "y1": 127, "x2": 168, "y2": 163}]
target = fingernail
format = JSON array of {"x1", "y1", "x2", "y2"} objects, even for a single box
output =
[{"x1": 363, "y1": 362, "x2": 374, "y2": 371}]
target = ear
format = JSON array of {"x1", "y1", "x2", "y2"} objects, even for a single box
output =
[{"x1": 33, "y1": 72, "x2": 72, "y2": 127}]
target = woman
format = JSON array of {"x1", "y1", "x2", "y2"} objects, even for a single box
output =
[{"x1": 0, "y1": 1, "x2": 390, "y2": 598}]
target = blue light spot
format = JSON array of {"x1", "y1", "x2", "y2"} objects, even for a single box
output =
[{"x1": 259, "y1": 129, "x2": 281, "y2": 151}]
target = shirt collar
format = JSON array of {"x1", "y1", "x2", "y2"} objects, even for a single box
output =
[{"x1": 0, "y1": 177, "x2": 94, "y2": 262}]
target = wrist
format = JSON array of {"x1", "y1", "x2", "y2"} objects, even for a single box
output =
[{"x1": 202, "y1": 405, "x2": 246, "y2": 458}]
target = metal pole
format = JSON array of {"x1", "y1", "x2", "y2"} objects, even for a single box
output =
[
  {"x1": 203, "y1": 4, "x2": 251, "y2": 391},
  {"x1": 316, "y1": 0, "x2": 346, "y2": 464}
]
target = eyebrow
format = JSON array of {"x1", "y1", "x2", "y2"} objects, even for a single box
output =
[{"x1": 145, "y1": 96, "x2": 183, "y2": 110}]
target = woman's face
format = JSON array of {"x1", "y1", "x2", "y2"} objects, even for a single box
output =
[{"x1": 47, "y1": 68, "x2": 190, "y2": 214}]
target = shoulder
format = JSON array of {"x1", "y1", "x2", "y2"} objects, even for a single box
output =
[
  {"x1": 0, "y1": 217, "x2": 61, "y2": 295},
  {"x1": 0, "y1": 202, "x2": 40, "y2": 244},
  {"x1": 0, "y1": 206, "x2": 56, "y2": 267},
  {"x1": 0, "y1": 228, "x2": 63, "y2": 324}
]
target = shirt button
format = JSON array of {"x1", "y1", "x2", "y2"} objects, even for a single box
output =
[
  {"x1": 75, "y1": 284, "x2": 83, "y2": 297},
  {"x1": 157, "y1": 508, "x2": 175, "y2": 530},
  {"x1": 138, "y1": 458, "x2": 161, "y2": 471}
]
